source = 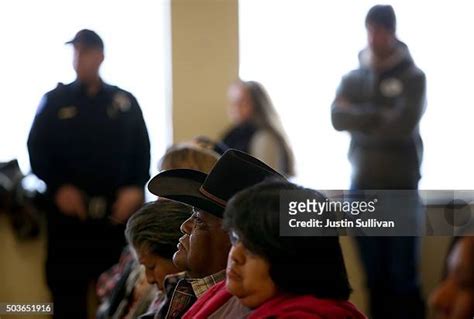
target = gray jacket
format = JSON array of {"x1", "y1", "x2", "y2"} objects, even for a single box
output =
[{"x1": 332, "y1": 41, "x2": 426, "y2": 189}]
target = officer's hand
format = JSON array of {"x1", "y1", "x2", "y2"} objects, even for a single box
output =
[
  {"x1": 111, "y1": 186, "x2": 144, "y2": 224},
  {"x1": 55, "y1": 184, "x2": 87, "y2": 220}
]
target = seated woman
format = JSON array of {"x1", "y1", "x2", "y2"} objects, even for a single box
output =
[
  {"x1": 183, "y1": 180, "x2": 366, "y2": 319},
  {"x1": 429, "y1": 236, "x2": 474, "y2": 319},
  {"x1": 125, "y1": 200, "x2": 192, "y2": 317}
]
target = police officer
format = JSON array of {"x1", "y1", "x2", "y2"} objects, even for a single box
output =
[{"x1": 27, "y1": 29, "x2": 150, "y2": 319}]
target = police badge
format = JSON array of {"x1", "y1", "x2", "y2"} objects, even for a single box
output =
[{"x1": 58, "y1": 106, "x2": 78, "y2": 120}]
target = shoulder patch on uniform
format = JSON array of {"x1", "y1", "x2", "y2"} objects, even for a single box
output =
[{"x1": 112, "y1": 92, "x2": 132, "y2": 112}]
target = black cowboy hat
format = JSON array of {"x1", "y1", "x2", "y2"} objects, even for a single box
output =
[{"x1": 148, "y1": 149, "x2": 286, "y2": 217}]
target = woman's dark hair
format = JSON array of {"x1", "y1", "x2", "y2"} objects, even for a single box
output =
[
  {"x1": 125, "y1": 199, "x2": 191, "y2": 260},
  {"x1": 223, "y1": 180, "x2": 352, "y2": 300}
]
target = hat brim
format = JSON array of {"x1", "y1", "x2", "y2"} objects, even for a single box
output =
[
  {"x1": 147, "y1": 169, "x2": 225, "y2": 217},
  {"x1": 64, "y1": 39, "x2": 103, "y2": 50}
]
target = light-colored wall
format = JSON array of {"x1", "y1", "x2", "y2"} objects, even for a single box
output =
[{"x1": 171, "y1": 0, "x2": 238, "y2": 143}]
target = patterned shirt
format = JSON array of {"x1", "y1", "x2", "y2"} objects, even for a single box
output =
[{"x1": 149, "y1": 270, "x2": 226, "y2": 319}]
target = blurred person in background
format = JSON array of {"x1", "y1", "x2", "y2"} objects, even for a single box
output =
[
  {"x1": 331, "y1": 5, "x2": 426, "y2": 319},
  {"x1": 158, "y1": 141, "x2": 221, "y2": 171},
  {"x1": 221, "y1": 80, "x2": 295, "y2": 177},
  {"x1": 27, "y1": 29, "x2": 150, "y2": 318},
  {"x1": 429, "y1": 236, "x2": 474, "y2": 319}
]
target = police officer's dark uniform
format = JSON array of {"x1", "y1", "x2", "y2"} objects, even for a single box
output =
[{"x1": 27, "y1": 30, "x2": 150, "y2": 319}]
